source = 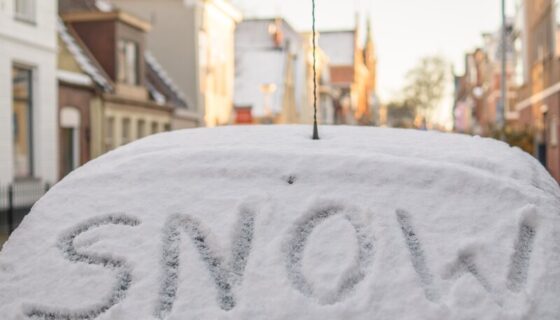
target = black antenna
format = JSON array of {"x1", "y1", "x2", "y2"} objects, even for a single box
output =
[{"x1": 312, "y1": 0, "x2": 319, "y2": 140}]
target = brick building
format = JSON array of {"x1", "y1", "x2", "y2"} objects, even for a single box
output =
[
  {"x1": 57, "y1": 2, "x2": 191, "y2": 178},
  {"x1": 515, "y1": 0, "x2": 560, "y2": 181},
  {"x1": 319, "y1": 17, "x2": 377, "y2": 125}
]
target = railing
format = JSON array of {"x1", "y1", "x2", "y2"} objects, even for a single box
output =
[{"x1": 0, "y1": 181, "x2": 50, "y2": 247}]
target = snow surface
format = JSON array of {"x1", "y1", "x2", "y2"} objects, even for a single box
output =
[
  {"x1": 318, "y1": 31, "x2": 355, "y2": 66},
  {"x1": 0, "y1": 125, "x2": 559, "y2": 320},
  {"x1": 57, "y1": 19, "x2": 112, "y2": 92}
]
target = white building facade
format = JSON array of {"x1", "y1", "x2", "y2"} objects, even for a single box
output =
[
  {"x1": 110, "y1": 0, "x2": 241, "y2": 127},
  {"x1": 0, "y1": 0, "x2": 58, "y2": 186},
  {"x1": 234, "y1": 18, "x2": 306, "y2": 124}
]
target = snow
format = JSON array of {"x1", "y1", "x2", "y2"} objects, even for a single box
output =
[
  {"x1": 144, "y1": 52, "x2": 188, "y2": 105},
  {"x1": 234, "y1": 19, "x2": 305, "y2": 118},
  {"x1": 318, "y1": 31, "x2": 355, "y2": 66},
  {"x1": 0, "y1": 125, "x2": 559, "y2": 320},
  {"x1": 57, "y1": 70, "x2": 94, "y2": 87},
  {"x1": 234, "y1": 50, "x2": 287, "y2": 116},
  {"x1": 57, "y1": 19, "x2": 113, "y2": 92}
]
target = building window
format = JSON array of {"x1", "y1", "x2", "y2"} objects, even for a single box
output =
[
  {"x1": 117, "y1": 40, "x2": 139, "y2": 85},
  {"x1": 164, "y1": 123, "x2": 171, "y2": 132},
  {"x1": 12, "y1": 66, "x2": 33, "y2": 178},
  {"x1": 105, "y1": 117, "x2": 115, "y2": 150},
  {"x1": 14, "y1": 0, "x2": 36, "y2": 23},
  {"x1": 551, "y1": 117, "x2": 558, "y2": 147},
  {"x1": 137, "y1": 119, "x2": 146, "y2": 138},
  {"x1": 199, "y1": 31, "x2": 208, "y2": 93},
  {"x1": 514, "y1": 37, "x2": 525, "y2": 86},
  {"x1": 122, "y1": 118, "x2": 131, "y2": 145},
  {"x1": 151, "y1": 121, "x2": 159, "y2": 134}
]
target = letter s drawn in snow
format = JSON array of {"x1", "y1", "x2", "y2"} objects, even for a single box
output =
[{"x1": 24, "y1": 214, "x2": 141, "y2": 320}]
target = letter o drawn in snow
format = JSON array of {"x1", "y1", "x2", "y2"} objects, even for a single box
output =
[{"x1": 285, "y1": 204, "x2": 374, "y2": 305}]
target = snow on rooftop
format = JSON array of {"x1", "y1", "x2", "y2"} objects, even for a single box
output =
[
  {"x1": 144, "y1": 52, "x2": 188, "y2": 107},
  {"x1": 57, "y1": 19, "x2": 113, "y2": 92},
  {"x1": 319, "y1": 31, "x2": 355, "y2": 66},
  {"x1": 236, "y1": 19, "x2": 301, "y2": 53},
  {"x1": 234, "y1": 19, "x2": 305, "y2": 117},
  {"x1": 234, "y1": 50, "x2": 286, "y2": 117},
  {"x1": 0, "y1": 126, "x2": 559, "y2": 319}
]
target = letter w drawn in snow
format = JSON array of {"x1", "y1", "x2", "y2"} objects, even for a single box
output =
[
  {"x1": 396, "y1": 208, "x2": 538, "y2": 305},
  {"x1": 155, "y1": 206, "x2": 256, "y2": 319}
]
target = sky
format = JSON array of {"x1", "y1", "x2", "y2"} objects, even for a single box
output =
[{"x1": 232, "y1": 0, "x2": 518, "y2": 128}]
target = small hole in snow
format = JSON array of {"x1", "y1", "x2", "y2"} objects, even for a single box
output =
[{"x1": 286, "y1": 175, "x2": 296, "y2": 185}]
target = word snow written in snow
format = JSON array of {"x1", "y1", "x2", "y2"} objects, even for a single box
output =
[{"x1": 23, "y1": 204, "x2": 537, "y2": 319}]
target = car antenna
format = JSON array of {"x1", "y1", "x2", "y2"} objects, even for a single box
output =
[{"x1": 312, "y1": 0, "x2": 320, "y2": 140}]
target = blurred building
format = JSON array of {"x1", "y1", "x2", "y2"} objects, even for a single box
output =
[
  {"x1": 0, "y1": 0, "x2": 58, "y2": 187},
  {"x1": 57, "y1": 19, "x2": 111, "y2": 178},
  {"x1": 481, "y1": 19, "x2": 524, "y2": 129},
  {"x1": 364, "y1": 20, "x2": 380, "y2": 126},
  {"x1": 454, "y1": 18, "x2": 523, "y2": 136},
  {"x1": 318, "y1": 17, "x2": 378, "y2": 125},
  {"x1": 301, "y1": 32, "x2": 333, "y2": 125},
  {"x1": 58, "y1": 3, "x2": 189, "y2": 178},
  {"x1": 515, "y1": 0, "x2": 560, "y2": 181},
  {"x1": 109, "y1": 0, "x2": 240, "y2": 127},
  {"x1": 453, "y1": 56, "x2": 473, "y2": 134},
  {"x1": 234, "y1": 18, "x2": 305, "y2": 124},
  {"x1": 454, "y1": 49, "x2": 489, "y2": 134}
]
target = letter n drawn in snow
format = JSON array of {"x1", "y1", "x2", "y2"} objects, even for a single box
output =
[
  {"x1": 285, "y1": 204, "x2": 374, "y2": 305},
  {"x1": 155, "y1": 205, "x2": 256, "y2": 319}
]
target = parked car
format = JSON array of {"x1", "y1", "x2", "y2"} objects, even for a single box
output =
[{"x1": 0, "y1": 126, "x2": 559, "y2": 319}]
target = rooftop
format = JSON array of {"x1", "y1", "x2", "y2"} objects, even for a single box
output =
[
  {"x1": 318, "y1": 30, "x2": 355, "y2": 66},
  {"x1": 60, "y1": 10, "x2": 151, "y2": 32}
]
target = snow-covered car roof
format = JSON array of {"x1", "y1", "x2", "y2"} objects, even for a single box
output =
[{"x1": 1, "y1": 126, "x2": 559, "y2": 319}]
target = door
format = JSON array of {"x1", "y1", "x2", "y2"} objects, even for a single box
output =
[
  {"x1": 61, "y1": 127, "x2": 77, "y2": 177},
  {"x1": 60, "y1": 107, "x2": 81, "y2": 178}
]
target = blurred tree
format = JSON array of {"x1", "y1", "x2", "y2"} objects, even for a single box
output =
[
  {"x1": 386, "y1": 100, "x2": 416, "y2": 128},
  {"x1": 403, "y1": 56, "x2": 449, "y2": 125},
  {"x1": 491, "y1": 125, "x2": 534, "y2": 155}
]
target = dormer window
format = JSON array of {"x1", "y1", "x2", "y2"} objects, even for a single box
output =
[
  {"x1": 117, "y1": 39, "x2": 139, "y2": 85},
  {"x1": 14, "y1": 0, "x2": 36, "y2": 23}
]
